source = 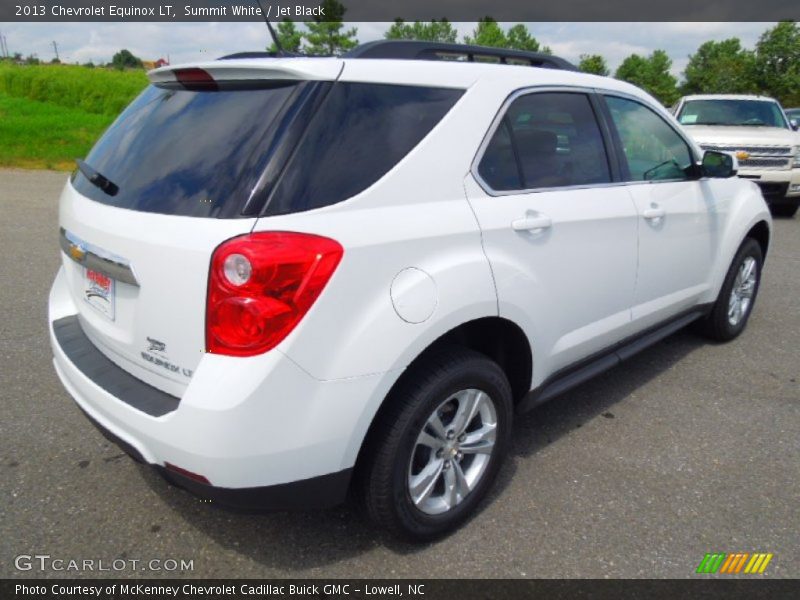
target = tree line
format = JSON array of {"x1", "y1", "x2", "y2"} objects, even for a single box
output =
[{"x1": 271, "y1": 3, "x2": 798, "y2": 107}]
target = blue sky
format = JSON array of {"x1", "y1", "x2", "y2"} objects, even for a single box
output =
[{"x1": 0, "y1": 22, "x2": 775, "y2": 80}]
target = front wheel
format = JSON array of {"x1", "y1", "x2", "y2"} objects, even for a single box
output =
[
  {"x1": 698, "y1": 238, "x2": 763, "y2": 342},
  {"x1": 356, "y1": 346, "x2": 513, "y2": 541}
]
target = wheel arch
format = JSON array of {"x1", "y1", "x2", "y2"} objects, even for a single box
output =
[
  {"x1": 745, "y1": 219, "x2": 770, "y2": 262},
  {"x1": 351, "y1": 316, "x2": 532, "y2": 484}
]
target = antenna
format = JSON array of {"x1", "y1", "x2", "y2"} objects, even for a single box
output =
[{"x1": 253, "y1": 0, "x2": 284, "y2": 55}]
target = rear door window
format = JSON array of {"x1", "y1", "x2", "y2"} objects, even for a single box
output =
[
  {"x1": 264, "y1": 82, "x2": 463, "y2": 216},
  {"x1": 478, "y1": 92, "x2": 612, "y2": 191}
]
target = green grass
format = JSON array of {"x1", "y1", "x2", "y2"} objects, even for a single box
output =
[
  {"x1": 0, "y1": 63, "x2": 147, "y2": 116},
  {"x1": 0, "y1": 93, "x2": 114, "y2": 170},
  {"x1": 0, "y1": 63, "x2": 148, "y2": 170}
]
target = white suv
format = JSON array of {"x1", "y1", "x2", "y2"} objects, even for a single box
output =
[{"x1": 49, "y1": 41, "x2": 772, "y2": 540}]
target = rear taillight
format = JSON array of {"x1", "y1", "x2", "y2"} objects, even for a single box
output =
[{"x1": 206, "y1": 232, "x2": 343, "y2": 356}]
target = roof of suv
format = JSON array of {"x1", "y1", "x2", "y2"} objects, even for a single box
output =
[{"x1": 150, "y1": 53, "x2": 652, "y2": 105}]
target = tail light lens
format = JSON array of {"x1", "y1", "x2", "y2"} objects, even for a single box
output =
[{"x1": 206, "y1": 232, "x2": 343, "y2": 356}]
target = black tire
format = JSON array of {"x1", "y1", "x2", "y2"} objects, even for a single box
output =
[
  {"x1": 698, "y1": 238, "x2": 763, "y2": 342},
  {"x1": 770, "y1": 204, "x2": 798, "y2": 218},
  {"x1": 355, "y1": 346, "x2": 513, "y2": 541}
]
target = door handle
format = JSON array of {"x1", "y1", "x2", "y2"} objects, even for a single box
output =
[
  {"x1": 643, "y1": 206, "x2": 665, "y2": 220},
  {"x1": 512, "y1": 214, "x2": 552, "y2": 232}
]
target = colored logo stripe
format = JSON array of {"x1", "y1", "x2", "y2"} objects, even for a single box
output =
[
  {"x1": 696, "y1": 553, "x2": 773, "y2": 574},
  {"x1": 719, "y1": 553, "x2": 748, "y2": 573},
  {"x1": 744, "y1": 553, "x2": 773, "y2": 574},
  {"x1": 697, "y1": 553, "x2": 726, "y2": 574}
]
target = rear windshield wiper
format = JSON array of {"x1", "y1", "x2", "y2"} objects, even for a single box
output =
[{"x1": 75, "y1": 159, "x2": 119, "y2": 196}]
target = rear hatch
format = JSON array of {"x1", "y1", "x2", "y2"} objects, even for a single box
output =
[{"x1": 58, "y1": 59, "x2": 342, "y2": 397}]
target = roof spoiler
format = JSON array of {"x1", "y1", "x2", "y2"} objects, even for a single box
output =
[{"x1": 147, "y1": 59, "x2": 343, "y2": 86}]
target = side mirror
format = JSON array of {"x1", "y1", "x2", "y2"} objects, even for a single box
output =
[
  {"x1": 701, "y1": 150, "x2": 738, "y2": 178},
  {"x1": 790, "y1": 118, "x2": 798, "y2": 131}
]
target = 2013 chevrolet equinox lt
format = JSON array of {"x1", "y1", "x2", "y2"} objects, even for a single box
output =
[{"x1": 49, "y1": 41, "x2": 771, "y2": 540}]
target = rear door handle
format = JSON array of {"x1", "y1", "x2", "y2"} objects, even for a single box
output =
[
  {"x1": 643, "y1": 206, "x2": 665, "y2": 220},
  {"x1": 512, "y1": 214, "x2": 552, "y2": 232}
]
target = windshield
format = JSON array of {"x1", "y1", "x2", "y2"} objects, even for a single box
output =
[{"x1": 677, "y1": 99, "x2": 788, "y2": 128}]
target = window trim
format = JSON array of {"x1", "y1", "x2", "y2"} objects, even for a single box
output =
[
  {"x1": 599, "y1": 91, "x2": 702, "y2": 185},
  {"x1": 471, "y1": 85, "x2": 621, "y2": 196}
]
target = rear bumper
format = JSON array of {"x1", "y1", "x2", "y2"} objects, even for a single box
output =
[
  {"x1": 48, "y1": 266, "x2": 388, "y2": 508},
  {"x1": 78, "y1": 402, "x2": 351, "y2": 511}
]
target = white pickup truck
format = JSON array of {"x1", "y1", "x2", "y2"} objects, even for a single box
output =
[{"x1": 674, "y1": 94, "x2": 800, "y2": 217}]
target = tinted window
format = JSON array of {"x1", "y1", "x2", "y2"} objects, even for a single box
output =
[
  {"x1": 606, "y1": 96, "x2": 695, "y2": 182},
  {"x1": 265, "y1": 83, "x2": 463, "y2": 215},
  {"x1": 478, "y1": 92, "x2": 611, "y2": 191},
  {"x1": 677, "y1": 99, "x2": 787, "y2": 128},
  {"x1": 73, "y1": 82, "x2": 302, "y2": 218},
  {"x1": 477, "y1": 119, "x2": 521, "y2": 190}
]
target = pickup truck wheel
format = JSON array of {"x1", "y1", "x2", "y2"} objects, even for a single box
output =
[
  {"x1": 770, "y1": 204, "x2": 798, "y2": 218},
  {"x1": 699, "y1": 238, "x2": 763, "y2": 342},
  {"x1": 356, "y1": 346, "x2": 513, "y2": 541}
]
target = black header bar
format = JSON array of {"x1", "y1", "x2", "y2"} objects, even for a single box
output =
[{"x1": 2, "y1": 1, "x2": 797, "y2": 22}]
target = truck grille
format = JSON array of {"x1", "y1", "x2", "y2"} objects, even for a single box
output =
[
  {"x1": 700, "y1": 144, "x2": 792, "y2": 156},
  {"x1": 738, "y1": 157, "x2": 792, "y2": 169}
]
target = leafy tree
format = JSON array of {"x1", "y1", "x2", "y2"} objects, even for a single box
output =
[
  {"x1": 385, "y1": 19, "x2": 457, "y2": 43},
  {"x1": 463, "y1": 19, "x2": 550, "y2": 55},
  {"x1": 24, "y1": 54, "x2": 40, "y2": 65},
  {"x1": 111, "y1": 49, "x2": 142, "y2": 70},
  {"x1": 506, "y1": 24, "x2": 549, "y2": 53},
  {"x1": 615, "y1": 50, "x2": 679, "y2": 106},
  {"x1": 303, "y1": 0, "x2": 358, "y2": 56},
  {"x1": 578, "y1": 54, "x2": 609, "y2": 76},
  {"x1": 268, "y1": 19, "x2": 304, "y2": 53},
  {"x1": 754, "y1": 21, "x2": 800, "y2": 106},
  {"x1": 682, "y1": 38, "x2": 757, "y2": 95},
  {"x1": 463, "y1": 17, "x2": 507, "y2": 47}
]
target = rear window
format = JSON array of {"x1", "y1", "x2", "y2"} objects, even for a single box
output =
[
  {"x1": 74, "y1": 80, "x2": 463, "y2": 218},
  {"x1": 263, "y1": 82, "x2": 463, "y2": 216},
  {"x1": 72, "y1": 82, "x2": 303, "y2": 218}
]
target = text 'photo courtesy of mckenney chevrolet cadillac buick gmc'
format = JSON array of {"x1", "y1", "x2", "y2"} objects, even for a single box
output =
[{"x1": 48, "y1": 40, "x2": 772, "y2": 540}]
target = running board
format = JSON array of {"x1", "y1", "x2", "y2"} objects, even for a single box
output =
[{"x1": 517, "y1": 308, "x2": 709, "y2": 413}]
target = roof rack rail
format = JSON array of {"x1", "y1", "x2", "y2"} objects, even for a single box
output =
[{"x1": 344, "y1": 40, "x2": 577, "y2": 71}]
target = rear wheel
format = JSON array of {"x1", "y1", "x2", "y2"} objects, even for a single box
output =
[
  {"x1": 698, "y1": 238, "x2": 763, "y2": 342},
  {"x1": 356, "y1": 346, "x2": 512, "y2": 540}
]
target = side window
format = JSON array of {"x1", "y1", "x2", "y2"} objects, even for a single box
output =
[
  {"x1": 265, "y1": 82, "x2": 463, "y2": 216},
  {"x1": 477, "y1": 92, "x2": 611, "y2": 191},
  {"x1": 477, "y1": 119, "x2": 522, "y2": 190},
  {"x1": 605, "y1": 96, "x2": 695, "y2": 182}
]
